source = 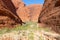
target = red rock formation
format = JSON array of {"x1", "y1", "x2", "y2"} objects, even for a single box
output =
[
  {"x1": 38, "y1": 0, "x2": 60, "y2": 33},
  {"x1": 16, "y1": 4, "x2": 42, "y2": 22},
  {"x1": 12, "y1": 0, "x2": 42, "y2": 22},
  {"x1": 2, "y1": 0, "x2": 16, "y2": 15},
  {"x1": 12, "y1": 0, "x2": 28, "y2": 22},
  {"x1": 17, "y1": 6, "x2": 30, "y2": 22},
  {"x1": 13, "y1": 0, "x2": 29, "y2": 22},
  {"x1": 0, "y1": 0, "x2": 22, "y2": 28},
  {"x1": 11, "y1": 0, "x2": 24, "y2": 9},
  {"x1": 27, "y1": 4, "x2": 42, "y2": 22}
]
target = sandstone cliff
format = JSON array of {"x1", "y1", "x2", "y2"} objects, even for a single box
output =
[
  {"x1": 16, "y1": 4, "x2": 42, "y2": 22},
  {"x1": 38, "y1": 0, "x2": 60, "y2": 33},
  {"x1": 12, "y1": 0, "x2": 43, "y2": 22},
  {"x1": 17, "y1": 6, "x2": 30, "y2": 22},
  {"x1": 27, "y1": 4, "x2": 42, "y2": 22},
  {"x1": 13, "y1": 0, "x2": 43, "y2": 22},
  {"x1": 12, "y1": 0, "x2": 29, "y2": 22},
  {"x1": 0, "y1": 0, "x2": 22, "y2": 28}
]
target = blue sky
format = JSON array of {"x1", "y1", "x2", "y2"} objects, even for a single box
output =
[{"x1": 22, "y1": 0, "x2": 44, "y2": 5}]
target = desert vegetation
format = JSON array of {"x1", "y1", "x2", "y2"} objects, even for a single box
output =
[
  {"x1": 0, "y1": 22, "x2": 60, "y2": 40},
  {"x1": 0, "y1": 0, "x2": 60, "y2": 40}
]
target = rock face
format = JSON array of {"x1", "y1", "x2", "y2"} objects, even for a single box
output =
[
  {"x1": 12, "y1": 0, "x2": 42, "y2": 22},
  {"x1": 11, "y1": 0, "x2": 24, "y2": 9},
  {"x1": 0, "y1": 0, "x2": 22, "y2": 28},
  {"x1": 38, "y1": 0, "x2": 60, "y2": 33},
  {"x1": 17, "y1": 6, "x2": 30, "y2": 22},
  {"x1": 27, "y1": 4, "x2": 42, "y2": 22},
  {"x1": 12, "y1": 0, "x2": 29, "y2": 22},
  {"x1": 17, "y1": 4, "x2": 42, "y2": 22},
  {"x1": 14, "y1": 0, "x2": 29, "y2": 22},
  {"x1": 15, "y1": 1, "x2": 42, "y2": 22}
]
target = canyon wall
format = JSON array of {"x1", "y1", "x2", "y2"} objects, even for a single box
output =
[
  {"x1": 27, "y1": 4, "x2": 42, "y2": 22},
  {"x1": 38, "y1": 0, "x2": 60, "y2": 33},
  {"x1": 0, "y1": 0, "x2": 22, "y2": 28},
  {"x1": 12, "y1": 0, "x2": 42, "y2": 22}
]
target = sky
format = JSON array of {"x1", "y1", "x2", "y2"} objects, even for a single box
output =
[{"x1": 22, "y1": 0, "x2": 44, "y2": 5}]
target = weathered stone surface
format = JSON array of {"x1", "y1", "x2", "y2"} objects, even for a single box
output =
[
  {"x1": 12, "y1": 0, "x2": 42, "y2": 22},
  {"x1": 12, "y1": 0, "x2": 28, "y2": 22},
  {"x1": 17, "y1": 6, "x2": 30, "y2": 22},
  {"x1": 14, "y1": 0, "x2": 29, "y2": 22},
  {"x1": 16, "y1": 4, "x2": 42, "y2": 22},
  {"x1": 11, "y1": 0, "x2": 24, "y2": 9},
  {"x1": 0, "y1": 0, "x2": 22, "y2": 28},
  {"x1": 27, "y1": 4, "x2": 42, "y2": 22},
  {"x1": 38, "y1": 0, "x2": 60, "y2": 33}
]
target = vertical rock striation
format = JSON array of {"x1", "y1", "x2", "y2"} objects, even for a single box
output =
[
  {"x1": 27, "y1": 4, "x2": 42, "y2": 22},
  {"x1": 0, "y1": 0, "x2": 22, "y2": 28},
  {"x1": 38, "y1": 0, "x2": 60, "y2": 33}
]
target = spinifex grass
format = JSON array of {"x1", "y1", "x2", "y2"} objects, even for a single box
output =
[
  {"x1": 0, "y1": 22, "x2": 51, "y2": 35},
  {"x1": 0, "y1": 22, "x2": 52, "y2": 40}
]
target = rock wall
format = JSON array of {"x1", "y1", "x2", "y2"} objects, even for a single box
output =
[
  {"x1": 12, "y1": 0, "x2": 29, "y2": 22},
  {"x1": 17, "y1": 6, "x2": 30, "y2": 22},
  {"x1": 2, "y1": 0, "x2": 16, "y2": 15},
  {"x1": 16, "y1": 4, "x2": 42, "y2": 22},
  {"x1": 0, "y1": 0, "x2": 22, "y2": 28},
  {"x1": 12, "y1": 0, "x2": 42, "y2": 22},
  {"x1": 27, "y1": 4, "x2": 42, "y2": 22},
  {"x1": 38, "y1": 0, "x2": 60, "y2": 33},
  {"x1": 11, "y1": 0, "x2": 24, "y2": 9}
]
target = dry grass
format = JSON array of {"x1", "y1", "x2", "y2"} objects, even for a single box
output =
[{"x1": 0, "y1": 22, "x2": 60, "y2": 40}]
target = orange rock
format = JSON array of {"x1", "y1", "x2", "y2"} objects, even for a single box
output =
[
  {"x1": 17, "y1": 6, "x2": 30, "y2": 22},
  {"x1": 12, "y1": 0, "x2": 28, "y2": 22},
  {"x1": 0, "y1": 0, "x2": 22, "y2": 27},
  {"x1": 12, "y1": 0, "x2": 42, "y2": 22},
  {"x1": 38, "y1": 0, "x2": 60, "y2": 33},
  {"x1": 27, "y1": 4, "x2": 43, "y2": 22},
  {"x1": 17, "y1": 4, "x2": 42, "y2": 22},
  {"x1": 11, "y1": 0, "x2": 25, "y2": 9}
]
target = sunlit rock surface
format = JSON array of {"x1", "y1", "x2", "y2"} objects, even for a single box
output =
[
  {"x1": 12, "y1": 0, "x2": 43, "y2": 22},
  {"x1": 38, "y1": 0, "x2": 60, "y2": 34},
  {"x1": 0, "y1": 0, "x2": 22, "y2": 27},
  {"x1": 27, "y1": 4, "x2": 42, "y2": 22}
]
